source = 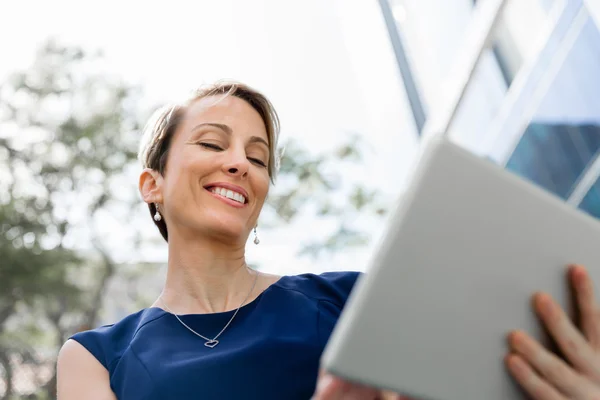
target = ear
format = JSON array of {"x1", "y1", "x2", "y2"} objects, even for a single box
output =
[{"x1": 139, "y1": 168, "x2": 164, "y2": 204}]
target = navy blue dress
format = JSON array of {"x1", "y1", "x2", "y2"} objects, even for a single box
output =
[{"x1": 70, "y1": 271, "x2": 361, "y2": 400}]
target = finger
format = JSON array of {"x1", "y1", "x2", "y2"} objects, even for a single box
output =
[
  {"x1": 505, "y1": 354, "x2": 566, "y2": 400},
  {"x1": 312, "y1": 374, "x2": 346, "y2": 400},
  {"x1": 534, "y1": 292, "x2": 600, "y2": 376},
  {"x1": 312, "y1": 375, "x2": 378, "y2": 400},
  {"x1": 343, "y1": 384, "x2": 380, "y2": 400},
  {"x1": 377, "y1": 391, "x2": 413, "y2": 400},
  {"x1": 571, "y1": 265, "x2": 600, "y2": 347},
  {"x1": 508, "y1": 330, "x2": 593, "y2": 398}
]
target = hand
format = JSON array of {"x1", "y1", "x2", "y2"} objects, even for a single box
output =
[
  {"x1": 311, "y1": 373, "x2": 411, "y2": 400},
  {"x1": 506, "y1": 265, "x2": 600, "y2": 399}
]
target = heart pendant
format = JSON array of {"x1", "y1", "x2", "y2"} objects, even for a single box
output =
[{"x1": 204, "y1": 339, "x2": 219, "y2": 348}]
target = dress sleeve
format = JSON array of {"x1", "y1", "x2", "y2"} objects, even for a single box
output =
[
  {"x1": 69, "y1": 325, "x2": 115, "y2": 370},
  {"x1": 315, "y1": 271, "x2": 362, "y2": 346}
]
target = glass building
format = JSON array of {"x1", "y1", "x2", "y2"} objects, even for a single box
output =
[{"x1": 379, "y1": 0, "x2": 600, "y2": 219}]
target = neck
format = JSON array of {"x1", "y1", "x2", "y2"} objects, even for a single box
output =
[{"x1": 158, "y1": 231, "x2": 257, "y2": 314}]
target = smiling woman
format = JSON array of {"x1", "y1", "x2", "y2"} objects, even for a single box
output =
[
  {"x1": 53, "y1": 81, "x2": 370, "y2": 400},
  {"x1": 138, "y1": 83, "x2": 279, "y2": 243}
]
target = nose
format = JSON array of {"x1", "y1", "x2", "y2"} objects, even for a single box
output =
[{"x1": 222, "y1": 147, "x2": 250, "y2": 178}]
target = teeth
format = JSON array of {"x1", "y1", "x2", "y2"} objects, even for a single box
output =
[{"x1": 210, "y1": 187, "x2": 246, "y2": 204}]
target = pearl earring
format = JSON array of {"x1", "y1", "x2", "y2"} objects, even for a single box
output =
[
  {"x1": 253, "y1": 226, "x2": 260, "y2": 245},
  {"x1": 153, "y1": 203, "x2": 162, "y2": 222}
]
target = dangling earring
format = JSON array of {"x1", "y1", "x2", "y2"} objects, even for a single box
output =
[
  {"x1": 253, "y1": 226, "x2": 260, "y2": 245},
  {"x1": 153, "y1": 203, "x2": 162, "y2": 222}
]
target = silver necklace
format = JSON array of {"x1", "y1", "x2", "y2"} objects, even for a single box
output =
[{"x1": 160, "y1": 270, "x2": 259, "y2": 348}]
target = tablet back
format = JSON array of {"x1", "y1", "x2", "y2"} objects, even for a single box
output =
[{"x1": 321, "y1": 137, "x2": 600, "y2": 400}]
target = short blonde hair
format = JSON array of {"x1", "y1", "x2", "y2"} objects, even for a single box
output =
[{"x1": 138, "y1": 81, "x2": 281, "y2": 242}]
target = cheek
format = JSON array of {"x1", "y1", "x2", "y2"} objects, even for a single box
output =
[
  {"x1": 254, "y1": 175, "x2": 270, "y2": 201},
  {"x1": 163, "y1": 162, "x2": 199, "y2": 203}
]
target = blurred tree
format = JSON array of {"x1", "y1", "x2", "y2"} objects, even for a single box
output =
[
  {"x1": 0, "y1": 41, "x2": 389, "y2": 398},
  {"x1": 266, "y1": 135, "x2": 390, "y2": 259},
  {"x1": 0, "y1": 41, "x2": 143, "y2": 399}
]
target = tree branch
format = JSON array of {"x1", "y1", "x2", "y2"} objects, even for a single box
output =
[{"x1": 0, "y1": 349, "x2": 14, "y2": 400}]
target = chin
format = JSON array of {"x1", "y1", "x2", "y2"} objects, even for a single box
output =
[
  {"x1": 211, "y1": 227, "x2": 247, "y2": 242},
  {"x1": 202, "y1": 215, "x2": 249, "y2": 242}
]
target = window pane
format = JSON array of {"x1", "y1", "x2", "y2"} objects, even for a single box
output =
[
  {"x1": 490, "y1": 0, "x2": 560, "y2": 85},
  {"x1": 502, "y1": 13, "x2": 600, "y2": 198},
  {"x1": 579, "y1": 178, "x2": 600, "y2": 218},
  {"x1": 505, "y1": 125, "x2": 600, "y2": 198},
  {"x1": 443, "y1": 0, "x2": 562, "y2": 151}
]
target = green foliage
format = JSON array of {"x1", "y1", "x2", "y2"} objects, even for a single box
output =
[
  {"x1": 0, "y1": 40, "x2": 143, "y2": 399},
  {"x1": 266, "y1": 134, "x2": 389, "y2": 259}
]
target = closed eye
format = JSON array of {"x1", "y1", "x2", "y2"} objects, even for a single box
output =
[
  {"x1": 198, "y1": 142, "x2": 266, "y2": 167},
  {"x1": 248, "y1": 158, "x2": 267, "y2": 168},
  {"x1": 198, "y1": 143, "x2": 223, "y2": 151}
]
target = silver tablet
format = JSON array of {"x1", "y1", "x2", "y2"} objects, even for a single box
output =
[{"x1": 321, "y1": 136, "x2": 600, "y2": 400}]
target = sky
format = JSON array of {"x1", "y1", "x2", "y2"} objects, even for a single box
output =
[
  {"x1": 3, "y1": 0, "x2": 599, "y2": 279},
  {"x1": 0, "y1": 0, "x2": 421, "y2": 276}
]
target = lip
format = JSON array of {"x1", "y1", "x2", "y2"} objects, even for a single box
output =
[{"x1": 204, "y1": 182, "x2": 250, "y2": 202}]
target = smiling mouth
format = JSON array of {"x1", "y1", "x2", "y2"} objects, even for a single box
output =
[{"x1": 205, "y1": 186, "x2": 247, "y2": 204}]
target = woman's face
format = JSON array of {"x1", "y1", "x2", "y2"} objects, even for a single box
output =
[{"x1": 155, "y1": 95, "x2": 271, "y2": 244}]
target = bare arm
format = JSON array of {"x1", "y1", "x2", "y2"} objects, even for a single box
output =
[{"x1": 57, "y1": 339, "x2": 117, "y2": 400}]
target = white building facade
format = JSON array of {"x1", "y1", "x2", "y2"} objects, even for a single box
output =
[{"x1": 380, "y1": 0, "x2": 600, "y2": 218}]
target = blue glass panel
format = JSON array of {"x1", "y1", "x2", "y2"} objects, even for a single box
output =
[
  {"x1": 579, "y1": 178, "x2": 600, "y2": 218},
  {"x1": 505, "y1": 124, "x2": 600, "y2": 199},
  {"x1": 503, "y1": 16, "x2": 600, "y2": 201}
]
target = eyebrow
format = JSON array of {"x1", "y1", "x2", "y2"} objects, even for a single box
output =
[{"x1": 191, "y1": 122, "x2": 269, "y2": 148}]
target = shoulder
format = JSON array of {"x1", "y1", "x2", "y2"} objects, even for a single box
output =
[
  {"x1": 57, "y1": 339, "x2": 117, "y2": 400},
  {"x1": 57, "y1": 309, "x2": 164, "y2": 399},
  {"x1": 68, "y1": 308, "x2": 166, "y2": 371},
  {"x1": 272, "y1": 271, "x2": 363, "y2": 345},
  {"x1": 273, "y1": 270, "x2": 363, "y2": 309}
]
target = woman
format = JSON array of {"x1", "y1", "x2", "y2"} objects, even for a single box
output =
[{"x1": 57, "y1": 81, "x2": 600, "y2": 399}]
